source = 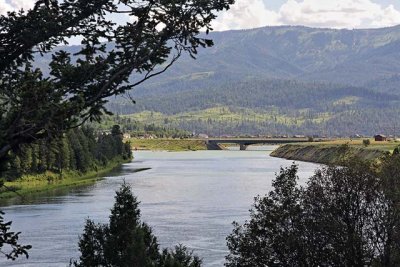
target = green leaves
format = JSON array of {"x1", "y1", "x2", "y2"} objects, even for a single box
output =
[
  {"x1": 0, "y1": 0, "x2": 233, "y2": 165},
  {"x1": 226, "y1": 160, "x2": 400, "y2": 267}
]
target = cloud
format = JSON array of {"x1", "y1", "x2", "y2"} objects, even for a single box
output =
[
  {"x1": 0, "y1": 0, "x2": 13, "y2": 15},
  {"x1": 0, "y1": 0, "x2": 35, "y2": 15},
  {"x1": 212, "y1": 0, "x2": 281, "y2": 31},
  {"x1": 213, "y1": 0, "x2": 400, "y2": 30},
  {"x1": 2, "y1": 0, "x2": 400, "y2": 30}
]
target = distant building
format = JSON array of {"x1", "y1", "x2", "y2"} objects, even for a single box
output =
[
  {"x1": 374, "y1": 134, "x2": 387, "y2": 142},
  {"x1": 123, "y1": 133, "x2": 131, "y2": 139},
  {"x1": 198, "y1": 134, "x2": 209, "y2": 139}
]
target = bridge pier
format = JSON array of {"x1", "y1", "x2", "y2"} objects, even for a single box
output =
[
  {"x1": 206, "y1": 141, "x2": 225, "y2": 150},
  {"x1": 240, "y1": 144, "x2": 248, "y2": 151}
]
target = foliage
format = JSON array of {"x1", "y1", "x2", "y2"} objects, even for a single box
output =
[
  {"x1": 72, "y1": 183, "x2": 201, "y2": 267},
  {"x1": 108, "y1": 78, "x2": 400, "y2": 137},
  {"x1": 0, "y1": 0, "x2": 233, "y2": 167},
  {"x1": 0, "y1": 211, "x2": 32, "y2": 261},
  {"x1": 91, "y1": 115, "x2": 192, "y2": 139},
  {"x1": 226, "y1": 158, "x2": 400, "y2": 267},
  {"x1": 2, "y1": 125, "x2": 131, "y2": 181},
  {"x1": 363, "y1": 139, "x2": 371, "y2": 147}
]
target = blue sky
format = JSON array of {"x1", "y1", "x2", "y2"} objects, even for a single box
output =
[{"x1": 2, "y1": 0, "x2": 400, "y2": 31}]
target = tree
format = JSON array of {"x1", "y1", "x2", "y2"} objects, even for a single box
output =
[
  {"x1": 363, "y1": 139, "x2": 371, "y2": 147},
  {"x1": 73, "y1": 183, "x2": 202, "y2": 267},
  {"x1": 0, "y1": 0, "x2": 233, "y2": 169},
  {"x1": 226, "y1": 164, "x2": 306, "y2": 267},
  {"x1": 226, "y1": 160, "x2": 400, "y2": 267}
]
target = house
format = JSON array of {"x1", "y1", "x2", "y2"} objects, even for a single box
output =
[
  {"x1": 198, "y1": 134, "x2": 209, "y2": 139},
  {"x1": 374, "y1": 134, "x2": 387, "y2": 142},
  {"x1": 123, "y1": 133, "x2": 131, "y2": 139}
]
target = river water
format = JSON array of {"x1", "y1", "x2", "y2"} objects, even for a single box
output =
[{"x1": 0, "y1": 147, "x2": 319, "y2": 267}]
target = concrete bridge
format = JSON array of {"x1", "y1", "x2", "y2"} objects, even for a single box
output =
[{"x1": 205, "y1": 138, "x2": 309, "y2": 150}]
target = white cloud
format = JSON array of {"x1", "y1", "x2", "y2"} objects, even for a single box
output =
[
  {"x1": 212, "y1": 0, "x2": 281, "y2": 31},
  {"x1": 213, "y1": 0, "x2": 400, "y2": 30},
  {"x1": 10, "y1": 0, "x2": 35, "y2": 11},
  {"x1": 0, "y1": 0, "x2": 35, "y2": 15},
  {"x1": 2, "y1": 0, "x2": 400, "y2": 30},
  {"x1": 0, "y1": 0, "x2": 13, "y2": 15}
]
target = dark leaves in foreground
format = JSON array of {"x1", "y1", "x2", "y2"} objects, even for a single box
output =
[
  {"x1": 0, "y1": 211, "x2": 31, "y2": 260},
  {"x1": 226, "y1": 157, "x2": 400, "y2": 267}
]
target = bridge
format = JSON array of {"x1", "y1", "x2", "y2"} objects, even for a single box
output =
[{"x1": 205, "y1": 138, "x2": 309, "y2": 150}]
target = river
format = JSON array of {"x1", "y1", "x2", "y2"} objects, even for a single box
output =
[{"x1": 0, "y1": 147, "x2": 319, "y2": 267}]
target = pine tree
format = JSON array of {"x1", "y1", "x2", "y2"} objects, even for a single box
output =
[{"x1": 73, "y1": 183, "x2": 202, "y2": 267}]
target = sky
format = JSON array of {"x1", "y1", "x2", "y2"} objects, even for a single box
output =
[
  {"x1": 212, "y1": 0, "x2": 400, "y2": 30},
  {"x1": 1, "y1": 0, "x2": 400, "y2": 31}
]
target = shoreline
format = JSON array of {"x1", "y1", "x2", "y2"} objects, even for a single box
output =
[
  {"x1": 270, "y1": 142, "x2": 394, "y2": 165},
  {"x1": 0, "y1": 157, "x2": 133, "y2": 201},
  {"x1": 128, "y1": 138, "x2": 207, "y2": 152}
]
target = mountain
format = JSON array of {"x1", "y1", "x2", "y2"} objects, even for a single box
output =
[
  {"x1": 34, "y1": 25, "x2": 400, "y2": 136},
  {"x1": 128, "y1": 25, "x2": 400, "y2": 97},
  {"x1": 109, "y1": 78, "x2": 400, "y2": 136}
]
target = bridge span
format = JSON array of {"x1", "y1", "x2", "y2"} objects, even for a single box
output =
[{"x1": 205, "y1": 138, "x2": 309, "y2": 150}]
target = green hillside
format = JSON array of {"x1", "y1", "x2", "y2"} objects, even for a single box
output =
[
  {"x1": 109, "y1": 79, "x2": 400, "y2": 136},
  {"x1": 123, "y1": 25, "x2": 400, "y2": 97},
  {"x1": 34, "y1": 25, "x2": 400, "y2": 136}
]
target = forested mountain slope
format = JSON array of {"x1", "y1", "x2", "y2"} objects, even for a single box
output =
[
  {"x1": 35, "y1": 25, "x2": 400, "y2": 136},
  {"x1": 126, "y1": 25, "x2": 400, "y2": 96},
  {"x1": 109, "y1": 79, "x2": 400, "y2": 136}
]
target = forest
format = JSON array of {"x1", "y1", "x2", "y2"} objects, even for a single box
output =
[
  {"x1": 107, "y1": 78, "x2": 400, "y2": 136},
  {"x1": 92, "y1": 116, "x2": 192, "y2": 139},
  {"x1": 2, "y1": 125, "x2": 132, "y2": 181}
]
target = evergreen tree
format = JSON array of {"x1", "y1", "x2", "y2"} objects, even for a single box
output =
[{"x1": 73, "y1": 183, "x2": 201, "y2": 267}]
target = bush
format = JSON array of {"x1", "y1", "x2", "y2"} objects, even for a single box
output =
[{"x1": 363, "y1": 139, "x2": 371, "y2": 147}]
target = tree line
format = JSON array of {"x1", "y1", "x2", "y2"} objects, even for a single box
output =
[
  {"x1": 2, "y1": 125, "x2": 132, "y2": 180},
  {"x1": 92, "y1": 115, "x2": 192, "y2": 139}
]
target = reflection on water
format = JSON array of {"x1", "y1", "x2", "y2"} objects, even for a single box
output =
[{"x1": 0, "y1": 147, "x2": 319, "y2": 267}]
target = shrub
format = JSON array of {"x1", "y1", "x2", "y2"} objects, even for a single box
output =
[{"x1": 363, "y1": 139, "x2": 371, "y2": 147}]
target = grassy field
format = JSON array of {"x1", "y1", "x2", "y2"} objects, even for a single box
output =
[
  {"x1": 0, "y1": 158, "x2": 130, "y2": 200},
  {"x1": 310, "y1": 139, "x2": 399, "y2": 152},
  {"x1": 122, "y1": 106, "x2": 332, "y2": 127},
  {"x1": 129, "y1": 138, "x2": 207, "y2": 151},
  {"x1": 271, "y1": 139, "x2": 399, "y2": 164}
]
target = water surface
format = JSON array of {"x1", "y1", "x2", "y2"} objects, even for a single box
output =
[{"x1": 0, "y1": 147, "x2": 319, "y2": 266}]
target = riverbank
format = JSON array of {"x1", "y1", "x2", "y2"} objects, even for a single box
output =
[
  {"x1": 0, "y1": 157, "x2": 131, "y2": 200},
  {"x1": 128, "y1": 138, "x2": 207, "y2": 151},
  {"x1": 271, "y1": 140, "x2": 397, "y2": 164}
]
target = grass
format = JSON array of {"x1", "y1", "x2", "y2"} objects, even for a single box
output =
[
  {"x1": 271, "y1": 139, "x2": 399, "y2": 164},
  {"x1": 129, "y1": 138, "x2": 207, "y2": 151},
  {"x1": 308, "y1": 139, "x2": 399, "y2": 152},
  {"x1": 0, "y1": 158, "x2": 130, "y2": 200}
]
